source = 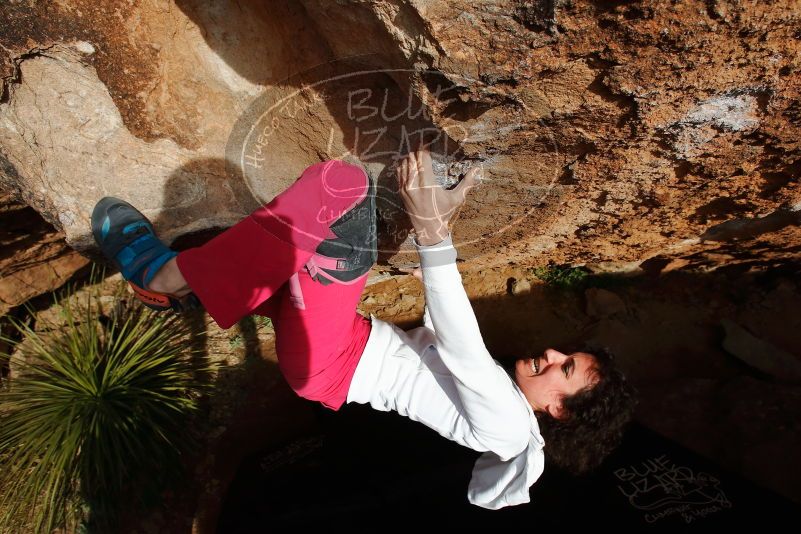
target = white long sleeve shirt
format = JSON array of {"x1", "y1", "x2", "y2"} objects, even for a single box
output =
[{"x1": 346, "y1": 233, "x2": 546, "y2": 510}]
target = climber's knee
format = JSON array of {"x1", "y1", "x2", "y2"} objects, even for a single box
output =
[{"x1": 319, "y1": 160, "x2": 369, "y2": 212}]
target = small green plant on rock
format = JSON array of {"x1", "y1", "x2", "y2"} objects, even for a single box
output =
[
  {"x1": 229, "y1": 334, "x2": 244, "y2": 349},
  {"x1": 255, "y1": 315, "x2": 273, "y2": 330},
  {"x1": 530, "y1": 265, "x2": 591, "y2": 290}
]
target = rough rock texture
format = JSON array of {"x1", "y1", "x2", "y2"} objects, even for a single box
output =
[
  {"x1": 0, "y1": 191, "x2": 89, "y2": 316},
  {"x1": 0, "y1": 0, "x2": 799, "y2": 272},
  {"x1": 1, "y1": 0, "x2": 801, "y2": 527}
]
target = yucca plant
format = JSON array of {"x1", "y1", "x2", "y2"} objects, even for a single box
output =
[{"x1": 0, "y1": 264, "x2": 212, "y2": 533}]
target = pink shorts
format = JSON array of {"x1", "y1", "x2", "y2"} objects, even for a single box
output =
[{"x1": 175, "y1": 160, "x2": 374, "y2": 410}]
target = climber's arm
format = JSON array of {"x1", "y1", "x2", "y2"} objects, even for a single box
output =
[{"x1": 413, "y1": 232, "x2": 529, "y2": 458}]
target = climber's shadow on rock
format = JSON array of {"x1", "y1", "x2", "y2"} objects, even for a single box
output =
[
  {"x1": 176, "y1": 0, "x2": 476, "y2": 265},
  {"x1": 144, "y1": 158, "x2": 327, "y2": 532},
  {"x1": 155, "y1": 155, "x2": 319, "y2": 420}
]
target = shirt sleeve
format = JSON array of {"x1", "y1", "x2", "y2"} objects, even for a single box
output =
[
  {"x1": 468, "y1": 438, "x2": 545, "y2": 509},
  {"x1": 412, "y1": 232, "x2": 529, "y2": 460},
  {"x1": 422, "y1": 303, "x2": 435, "y2": 332}
]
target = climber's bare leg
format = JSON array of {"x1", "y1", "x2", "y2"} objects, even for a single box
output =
[{"x1": 149, "y1": 257, "x2": 191, "y2": 297}]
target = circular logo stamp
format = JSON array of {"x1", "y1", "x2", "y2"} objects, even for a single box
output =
[{"x1": 225, "y1": 60, "x2": 559, "y2": 262}]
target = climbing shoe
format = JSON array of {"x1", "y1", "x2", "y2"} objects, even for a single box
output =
[{"x1": 91, "y1": 196, "x2": 202, "y2": 313}]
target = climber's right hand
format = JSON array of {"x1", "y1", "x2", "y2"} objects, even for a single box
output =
[{"x1": 395, "y1": 142, "x2": 481, "y2": 246}]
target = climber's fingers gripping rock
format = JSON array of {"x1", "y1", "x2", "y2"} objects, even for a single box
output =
[{"x1": 396, "y1": 142, "x2": 481, "y2": 246}]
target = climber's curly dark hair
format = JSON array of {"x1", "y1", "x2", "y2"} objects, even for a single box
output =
[{"x1": 502, "y1": 344, "x2": 639, "y2": 476}]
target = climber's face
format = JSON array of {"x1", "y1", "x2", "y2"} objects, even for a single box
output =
[{"x1": 513, "y1": 348, "x2": 599, "y2": 420}]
